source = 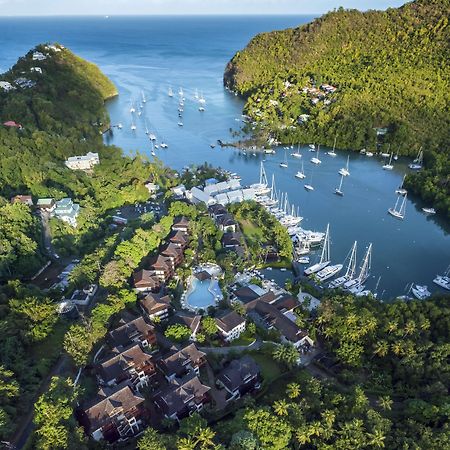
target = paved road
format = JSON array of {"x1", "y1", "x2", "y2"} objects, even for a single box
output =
[{"x1": 199, "y1": 338, "x2": 262, "y2": 354}]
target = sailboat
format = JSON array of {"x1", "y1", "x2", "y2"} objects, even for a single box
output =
[
  {"x1": 178, "y1": 87, "x2": 184, "y2": 97},
  {"x1": 327, "y1": 136, "x2": 337, "y2": 157},
  {"x1": 395, "y1": 175, "x2": 407, "y2": 195},
  {"x1": 144, "y1": 118, "x2": 149, "y2": 135},
  {"x1": 295, "y1": 161, "x2": 306, "y2": 179},
  {"x1": 304, "y1": 224, "x2": 331, "y2": 275},
  {"x1": 344, "y1": 243, "x2": 372, "y2": 293},
  {"x1": 198, "y1": 106, "x2": 205, "y2": 112},
  {"x1": 130, "y1": 117, "x2": 136, "y2": 131},
  {"x1": 150, "y1": 141, "x2": 156, "y2": 157},
  {"x1": 409, "y1": 147, "x2": 423, "y2": 170},
  {"x1": 388, "y1": 193, "x2": 407, "y2": 219},
  {"x1": 433, "y1": 265, "x2": 450, "y2": 291},
  {"x1": 304, "y1": 170, "x2": 314, "y2": 191},
  {"x1": 311, "y1": 145, "x2": 322, "y2": 164},
  {"x1": 199, "y1": 92, "x2": 206, "y2": 104},
  {"x1": 393, "y1": 151, "x2": 399, "y2": 161},
  {"x1": 168, "y1": 87, "x2": 173, "y2": 97},
  {"x1": 291, "y1": 144, "x2": 302, "y2": 158},
  {"x1": 334, "y1": 174, "x2": 344, "y2": 196},
  {"x1": 309, "y1": 143, "x2": 315, "y2": 150},
  {"x1": 149, "y1": 132, "x2": 156, "y2": 141},
  {"x1": 329, "y1": 241, "x2": 358, "y2": 288},
  {"x1": 250, "y1": 162, "x2": 271, "y2": 194},
  {"x1": 339, "y1": 155, "x2": 350, "y2": 176},
  {"x1": 279, "y1": 150, "x2": 288, "y2": 168},
  {"x1": 382, "y1": 152, "x2": 394, "y2": 170},
  {"x1": 160, "y1": 142, "x2": 168, "y2": 149},
  {"x1": 141, "y1": 91, "x2": 146, "y2": 103},
  {"x1": 130, "y1": 102, "x2": 136, "y2": 114},
  {"x1": 194, "y1": 88, "x2": 199, "y2": 99}
]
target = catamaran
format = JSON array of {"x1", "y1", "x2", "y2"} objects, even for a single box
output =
[
  {"x1": 382, "y1": 152, "x2": 394, "y2": 170},
  {"x1": 295, "y1": 161, "x2": 306, "y2": 179},
  {"x1": 311, "y1": 145, "x2": 321, "y2": 164},
  {"x1": 343, "y1": 243, "x2": 372, "y2": 293},
  {"x1": 388, "y1": 193, "x2": 407, "y2": 219},
  {"x1": 280, "y1": 150, "x2": 288, "y2": 168},
  {"x1": 327, "y1": 136, "x2": 337, "y2": 157},
  {"x1": 304, "y1": 224, "x2": 331, "y2": 275},
  {"x1": 411, "y1": 284, "x2": 431, "y2": 300},
  {"x1": 291, "y1": 144, "x2": 302, "y2": 158},
  {"x1": 433, "y1": 266, "x2": 450, "y2": 290},
  {"x1": 409, "y1": 148, "x2": 423, "y2": 170},
  {"x1": 329, "y1": 241, "x2": 357, "y2": 288},
  {"x1": 395, "y1": 175, "x2": 407, "y2": 195},
  {"x1": 149, "y1": 133, "x2": 156, "y2": 141},
  {"x1": 160, "y1": 142, "x2": 168, "y2": 149},
  {"x1": 339, "y1": 155, "x2": 350, "y2": 176},
  {"x1": 334, "y1": 173, "x2": 344, "y2": 196}
]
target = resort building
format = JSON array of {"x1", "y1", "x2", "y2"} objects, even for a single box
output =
[
  {"x1": 157, "y1": 343, "x2": 206, "y2": 381},
  {"x1": 169, "y1": 230, "x2": 189, "y2": 248},
  {"x1": 108, "y1": 316, "x2": 157, "y2": 349},
  {"x1": 66, "y1": 284, "x2": 98, "y2": 306},
  {"x1": 51, "y1": 197, "x2": 80, "y2": 226},
  {"x1": 10, "y1": 195, "x2": 33, "y2": 206},
  {"x1": 172, "y1": 216, "x2": 190, "y2": 233},
  {"x1": 140, "y1": 293, "x2": 172, "y2": 321},
  {"x1": 97, "y1": 344, "x2": 156, "y2": 390},
  {"x1": 216, "y1": 356, "x2": 260, "y2": 401},
  {"x1": 215, "y1": 310, "x2": 246, "y2": 342},
  {"x1": 148, "y1": 254, "x2": 174, "y2": 281},
  {"x1": 78, "y1": 382, "x2": 146, "y2": 442},
  {"x1": 160, "y1": 242, "x2": 184, "y2": 268},
  {"x1": 32, "y1": 51, "x2": 46, "y2": 61},
  {"x1": 36, "y1": 198, "x2": 55, "y2": 212},
  {"x1": 133, "y1": 269, "x2": 161, "y2": 293},
  {"x1": 153, "y1": 372, "x2": 210, "y2": 422},
  {"x1": 65, "y1": 152, "x2": 100, "y2": 171}
]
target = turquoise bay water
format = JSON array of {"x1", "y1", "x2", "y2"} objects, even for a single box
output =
[{"x1": 0, "y1": 16, "x2": 448, "y2": 298}]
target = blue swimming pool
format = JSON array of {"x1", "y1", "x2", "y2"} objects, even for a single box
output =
[{"x1": 186, "y1": 277, "x2": 222, "y2": 310}]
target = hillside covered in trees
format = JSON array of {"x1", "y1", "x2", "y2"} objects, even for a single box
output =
[{"x1": 224, "y1": 0, "x2": 450, "y2": 216}]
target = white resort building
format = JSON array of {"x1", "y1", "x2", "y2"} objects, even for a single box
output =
[{"x1": 65, "y1": 152, "x2": 100, "y2": 171}]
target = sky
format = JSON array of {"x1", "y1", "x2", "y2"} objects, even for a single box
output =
[{"x1": 0, "y1": 0, "x2": 408, "y2": 16}]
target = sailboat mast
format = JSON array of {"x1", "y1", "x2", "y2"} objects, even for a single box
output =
[
  {"x1": 345, "y1": 241, "x2": 357, "y2": 278},
  {"x1": 320, "y1": 224, "x2": 330, "y2": 263}
]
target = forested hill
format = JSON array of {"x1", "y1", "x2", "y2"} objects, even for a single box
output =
[
  {"x1": 0, "y1": 43, "x2": 117, "y2": 139},
  {"x1": 224, "y1": 0, "x2": 450, "y2": 217},
  {"x1": 224, "y1": 0, "x2": 449, "y2": 154}
]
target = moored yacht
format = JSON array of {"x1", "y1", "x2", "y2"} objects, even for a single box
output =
[
  {"x1": 327, "y1": 136, "x2": 337, "y2": 157},
  {"x1": 382, "y1": 152, "x2": 394, "y2": 170},
  {"x1": 422, "y1": 207, "x2": 436, "y2": 214},
  {"x1": 409, "y1": 148, "x2": 423, "y2": 170},
  {"x1": 279, "y1": 150, "x2": 288, "y2": 168},
  {"x1": 311, "y1": 145, "x2": 322, "y2": 164},
  {"x1": 388, "y1": 193, "x2": 407, "y2": 219},
  {"x1": 329, "y1": 241, "x2": 358, "y2": 289},
  {"x1": 433, "y1": 272, "x2": 450, "y2": 291},
  {"x1": 395, "y1": 175, "x2": 408, "y2": 195},
  {"x1": 304, "y1": 224, "x2": 331, "y2": 275},
  {"x1": 295, "y1": 161, "x2": 306, "y2": 179},
  {"x1": 339, "y1": 155, "x2": 350, "y2": 176},
  {"x1": 411, "y1": 284, "x2": 431, "y2": 300}
]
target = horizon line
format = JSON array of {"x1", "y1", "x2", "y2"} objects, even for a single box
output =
[{"x1": 0, "y1": 13, "x2": 323, "y2": 17}]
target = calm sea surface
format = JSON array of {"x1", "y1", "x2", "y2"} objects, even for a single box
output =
[{"x1": 0, "y1": 16, "x2": 449, "y2": 298}]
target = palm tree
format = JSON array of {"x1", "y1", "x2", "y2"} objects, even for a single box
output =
[
  {"x1": 391, "y1": 342, "x2": 402, "y2": 356},
  {"x1": 177, "y1": 437, "x2": 196, "y2": 450},
  {"x1": 386, "y1": 320, "x2": 398, "y2": 334},
  {"x1": 286, "y1": 382, "x2": 301, "y2": 399},
  {"x1": 403, "y1": 320, "x2": 416, "y2": 336},
  {"x1": 373, "y1": 340, "x2": 389, "y2": 358},
  {"x1": 366, "y1": 316, "x2": 378, "y2": 332},
  {"x1": 378, "y1": 395, "x2": 393, "y2": 411},
  {"x1": 295, "y1": 428, "x2": 311, "y2": 445},
  {"x1": 420, "y1": 318, "x2": 430, "y2": 331},
  {"x1": 197, "y1": 427, "x2": 216, "y2": 448},
  {"x1": 322, "y1": 409, "x2": 336, "y2": 428},
  {"x1": 273, "y1": 399, "x2": 289, "y2": 416},
  {"x1": 368, "y1": 429, "x2": 386, "y2": 448}
]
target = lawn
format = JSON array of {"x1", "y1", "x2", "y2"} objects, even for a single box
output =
[
  {"x1": 246, "y1": 351, "x2": 282, "y2": 382},
  {"x1": 230, "y1": 334, "x2": 256, "y2": 347},
  {"x1": 239, "y1": 219, "x2": 266, "y2": 245}
]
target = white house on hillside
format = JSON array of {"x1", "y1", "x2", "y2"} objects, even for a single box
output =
[{"x1": 65, "y1": 152, "x2": 100, "y2": 171}]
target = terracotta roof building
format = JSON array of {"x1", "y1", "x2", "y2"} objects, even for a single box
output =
[
  {"x1": 215, "y1": 310, "x2": 246, "y2": 342},
  {"x1": 157, "y1": 343, "x2": 206, "y2": 381},
  {"x1": 133, "y1": 269, "x2": 161, "y2": 293},
  {"x1": 108, "y1": 316, "x2": 156, "y2": 349},
  {"x1": 140, "y1": 293, "x2": 172, "y2": 320}
]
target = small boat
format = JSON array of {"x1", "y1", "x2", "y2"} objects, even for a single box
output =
[
  {"x1": 334, "y1": 173, "x2": 344, "y2": 196},
  {"x1": 393, "y1": 152, "x2": 399, "y2": 161},
  {"x1": 411, "y1": 284, "x2": 431, "y2": 300},
  {"x1": 311, "y1": 145, "x2": 321, "y2": 164},
  {"x1": 154, "y1": 144, "x2": 159, "y2": 149},
  {"x1": 327, "y1": 136, "x2": 337, "y2": 157},
  {"x1": 178, "y1": 108, "x2": 184, "y2": 113},
  {"x1": 151, "y1": 150, "x2": 156, "y2": 156},
  {"x1": 149, "y1": 133, "x2": 156, "y2": 141},
  {"x1": 131, "y1": 124, "x2": 136, "y2": 131},
  {"x1": 291, "y1": 144, "x2": 301, "y2": 158},
  {"x1": 309, "y1": 143, "x2": 315, "y2": 149},
  {"x1": 298, "y1": 256, "x2": 310, "y2": 264},
  {"x1": 160, "y1": 142, "x2": 168, "y2": 149},
  {"x1": 422, "y1": 207, "x2": 436, "y2": 214},
  {"x1": 264, "y1": 149, "x2": 275, "y2": 154},
  {"x1": 366, "y1": 151, "x2": 374, "y2": 157},
  {"x1": 178, "y1": 122, "x2": 183, "y2": 127},
  {"x1": 395, "y1": 175, "x2": 407, "y2": 195},
  {"x1": 433, "y1": 267, "x2": 450, "y2": 290},
  {"x1": 409, "y1": 148, "x2": 423, "y2": 170},
  {"x1": 178, "y1": 87, "x2": 184, "y2": 96},
  {"x1": 279, "y1": 150, "x2": 288, "y2": 168},
  {"x1": 339, "y1": 155, "x2": 350, "y2": 176},
  {"x1": 117, "y1": 123, "x2": 123, "y2": 129},
  {"x1": 388, "y1": 193, "x2": 407, "y2": 219},
  {"x1": 304, "y1": 184, "x2": 314, "y2": 191},
  {"x1": 199, "y1": 106, "x2": 205, "y2": 112},
  {"x1": 295, "y1": 161, "x2": 306, "y2": 179},
  {"x1": 380, "y1": 152, "x2": 390, "y2": 158},
  {"x1": 382, "y1": 153, "x2": 394, "y2": 170},
  {"x1": 210, "y1": 144, "x2": 216, "y2": 149},
  {"x1": 130, "y1": 103, "x2": 136, "y2": 113},
  {"x1": 168, "y1": 87, "x2": 173, "y2": 97}
]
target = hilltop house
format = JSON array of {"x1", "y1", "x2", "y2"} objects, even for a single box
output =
[
  {"x1": 36, "y1": 198, "x2": 55, "y2": 212},
  {"x1": 51, "y1": 198, "x2": 80, "y2": 226},
  {"x1": 215, "y1": 310, "x2": 246, "y2": 342},
  {"x1": 216, "y1": 356, "x2": 260, "y2": 401},
  {"x1": 78, "y1": 382, "x2": 146, "y2": 442},
  {"x1": 10, "y1": 195, "x2": 33, "y2": 206},
  {"x1": 65, "y1": 152, "x2": 100, "y2": 171}
]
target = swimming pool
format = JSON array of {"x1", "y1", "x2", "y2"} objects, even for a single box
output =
[{"x1": 185, "y1": 277, "x2": 222, "y2": 310}]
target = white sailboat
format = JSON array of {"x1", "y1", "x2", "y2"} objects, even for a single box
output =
[
  {"x1": 382, "y1": 152, "x2": 394, "y2": 170},
  {"x1": 291, "y1": 144, "x2": 302, "y2": 158},
  {"x1": 304, "y1": 224, "x2": 331, "y2": 275},
  {"x1": 433, "y1": 265, "x2": 450, "y2": 291},
  {"x1": 339, "y1": 155, "x2": 350, "y2": 176},
  {"x1": 279, "y1": 150, "x2": 288, "y2": 168},
  {"x1": 198, "y1": 92, "x2": 206, "y2": 104},
  {"x1": 422, "y1": 207, "x2": 436, "y2": 215},
  {"x1": 130, "y1": 103, "x2": 136, "y2": 114},
  {"x1": 194, "y1": 88, "x2": 199, "y2": 99},
  {"x1": 168, "y1": 87, "x2": 174, "y2": 97},
  {"x1": 309, "y1": 143, "x2": 315, "y2": 150},
  {"x1": 304, "y1": 170, "x2": 314, "y2": 191},
  {"x1": 160, "y1": 142, "x2": 168, "y2": 149},
  {"x1": 295, "y1": 161, "x2": 306, "y2": 179},
  {"x1": 130, "y1": 117, "x2": 136, "y2": 131},
  {"x1": 311, "y1": 145, "x2": 321, "y2": 164},
  {"x1": 344, "y1": 243, "x2": 372, "y2": 292},
  {"x1": 395, "y1": 175, "x2": 407, "y2": 195},
  {"x1": 150, "y1": 141, "x2": 156, "y2": 157},
  {"x1": 334, "y1": 173, "x2": 344, "y2": 196},
  {"x1": 144, "y1": 118, "x2": 149, "y2": 135},
  {"x1": 409, "y1": 147, "x2": 423, "y2": 170},
  {"x1": 141, "y1": 91, "x2": 146, "y2": 103},
  {"x1": 388, "y1": 193, "x2": 407, "y2": 219},
  {"x1": 327, "y1": 136, "x2": 337, "y2": 157},
  {"x1": 250, "y1": 162, "x2": 271, "y2": 194},
  {"x1": 411, "y1": 284, "x2": 431, "y2": 300},
  {"x1": 178, "y1": 87, "x2": 184, "y2": 97},
  {"x1": 329, "y1": 241, "x2": 358, "y2": 288}
]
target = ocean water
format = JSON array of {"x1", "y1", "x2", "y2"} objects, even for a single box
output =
[{"x1": 0, "y1": 16, "x2": 448, "y2": 299}]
